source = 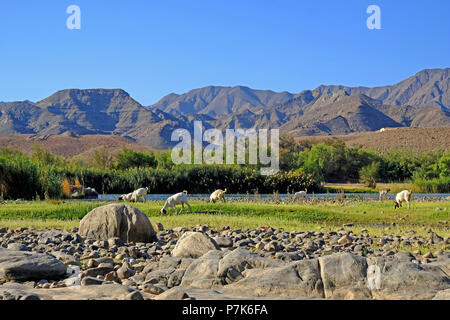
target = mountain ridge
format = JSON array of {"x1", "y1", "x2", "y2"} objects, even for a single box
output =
[{"x1": 0, "y1": 68, "x2": 449, "y2": 149}]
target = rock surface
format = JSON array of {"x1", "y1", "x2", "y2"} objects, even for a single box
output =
[
  {"x1": 79, "y1": 204, "x2": 156, "y2": 243},
  {"x1": 0, "y1": 248, "x2": 67, "y2": 281},
  {"x1": 0, "y1": 225, "x2": 448, "y2": 300},
  {"x1": 172, "y1": 232, "x2": 220, "y2": 258}
]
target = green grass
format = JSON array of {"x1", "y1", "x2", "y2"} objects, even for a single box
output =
[
  {"x1": 0, "y1": 199, "x2": 448, "y2": 238},
  {"x1": 324, "y1": 184, "x2": 377, "y2": 193}
]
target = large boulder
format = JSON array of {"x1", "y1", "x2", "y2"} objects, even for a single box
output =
[
  {"x1": 367, "y1": 256, "x2": 450, "y2": 300},
  {"x1": 172, "y1": 232, "x2": 220, "y2": 258},
  {"x1": 0, "y1": 248, "x2": 67, "y2": 281},
  {"x1": 318, "y1": 252, "x2": 370, "y2": 299},
  {"x1": 217, "y1": 248, "x2": 282, "y2": 284},
  {"x1": 0, "y1": 282, "x2": 152, "y2": 300},
  {"x1": 226, "y1": 258, "x2": 324, "y2": 298},
  {"x1": 79, "y1": 204, "x2": 156, "y2": 243}
]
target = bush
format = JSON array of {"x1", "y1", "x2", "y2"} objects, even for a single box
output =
[
  {"x1": 0, "y1": 154, "x2": 42, "y2": 200},
  {"x1": 359, "y1": 162, "x2": 380, "y2": 188},
  {"x1": 114, "y1": 147, "x2": 157, "y2": 170},
  {"x1": 414, "y1": 177, "x2": 450, "y2": 193}
]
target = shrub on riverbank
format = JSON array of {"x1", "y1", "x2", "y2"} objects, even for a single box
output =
[
  {"x1": 0, "y1": 152, "x2": 322, "y2": 199},
  {"x1": 414, "y1": 177, "x2": 450, "y2": 193}
]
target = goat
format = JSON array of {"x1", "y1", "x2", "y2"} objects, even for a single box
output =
[
  {"x1": 118, "y1": 192, "x2": 133, "y2": 202},
  {"x1": 394, "y1": 190, "x2": 412, "y2": 209},
  {"x1": 210, "y1": 188, "x2": 227, "y2": 203},
  {"x1": 293, "y1": 189, "x2": 308, "y2": 201},
  {"x1": 160, "y1": 190, "x2": 192, "y2": 215},
  {"x1": 131, "y1": 187, "x2": 149, "y2": 203},
  {"x1": 379, "y1": 188, "x2": 390, "y2": 201}
]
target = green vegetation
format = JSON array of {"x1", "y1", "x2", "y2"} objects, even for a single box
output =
[
  {"x1": 0, "y1": 200, "x2": 448, "y2": 237},
  {"x1": 0, "y1": 145, "x2": 321, "y2": 199},
  {"x1": 281, "y1": 137, "x2": 449, "y2": 192},
  {"x1": 0, "y1": 136, "x2": 449, "y2": 200}
]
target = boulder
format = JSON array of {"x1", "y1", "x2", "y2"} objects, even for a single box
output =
[
  {"x1": 217, "y1": 248, "x2": 282, "y2": 284},
  {"x1": 181, "y1": 250, "x2": 225, "y2": 288},
  {"x1": 213, "y1": 236, "x2": 233, "y2": 248},
  {"x1": 227, "y1": 258, "x2": 324, "y2": 298},
  {"x1": 318, "y1": 252, "x2": 370, "y2": 299},
  {"x1": 0, "y1": 282, "x2": 144, "y2": 300},
  {"x1": 0, "y1": 248, "x2": 67, "y2": 281},
  {"x1": 368, "y1": 256, "x2": 450, "y2": 300},
  {"x1": 79, "y1": 204, "x2": 156, "y2": 243},
  {"x1": 144, "y1": 267, "x2": 176, "y2": 286},
  {"x1": 172, "y1": 232, "x2": 220, "y2": 258}
]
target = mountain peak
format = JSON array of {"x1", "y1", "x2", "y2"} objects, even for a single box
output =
[{"x1": 0, "y1": 68, "x2": 448, "y2": 148}]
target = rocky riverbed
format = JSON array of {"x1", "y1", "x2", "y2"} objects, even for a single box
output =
[{"x1": 0, "y1": 222, "x2": 449, "y2": 300}]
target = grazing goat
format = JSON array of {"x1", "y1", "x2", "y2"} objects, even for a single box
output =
[
  {"x1": 131, "y1": 187, "x2": 149, "y2": 203},
  {"x1": 394, "y1": 190, "x2": 412, "y2": 209},
  {"x1": 160, "y1": 191, "x2": 192, "y2": 215},
  {"x1": 118, "y1": 187, "x2": 149, "y2": 203},
  {"x1": 379, "y1": 188, "x2": 390, "y2": 201},
  {"x1": 210, "y1": 188, "x2": 227, "y2": 203},
  {"x1": 293, "y1": 189, "x2": 308, "y2": 200},
  {"x1": 118, "y1": 192, "x2": 133, "y2": 202}
]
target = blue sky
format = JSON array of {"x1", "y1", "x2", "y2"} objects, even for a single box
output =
[{"x1": 0, "y1": 0, "x2": 449, "y2": 105}]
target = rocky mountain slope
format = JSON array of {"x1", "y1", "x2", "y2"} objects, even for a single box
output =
[{"x1": 0, "y1": 68, "x2": 448, "y2": 149}]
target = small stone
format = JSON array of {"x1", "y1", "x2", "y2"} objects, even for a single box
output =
[
  {"x1": 338, "y1": 235, "x2": 353, "y2": 245},
  {"x1": 141, "y1": 283, "x2": 166, "y2": 295},
  {"x1": 86, "y1": 259, "x2": 99, "y2": 269},
  {"x1": 304, "y1": 240, "x2": 319, "y2": 252},
  {"x1": 123, "y1": 291, "x2": 144, "y2": 300},
  {"x1": 81, "y1": 276, "x2": 104, "y2": 286},
  {"x1": 117, "y1": 266, "x2": 135, "y2": 280},
  {"x1": 104, "y1": 271, "x2": 121, "y2": 283}
]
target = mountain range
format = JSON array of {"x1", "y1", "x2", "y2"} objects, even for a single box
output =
[{"x1": 0, "y1": 68, "x2": 449, "y2": 149}]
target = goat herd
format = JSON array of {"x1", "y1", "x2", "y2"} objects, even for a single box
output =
[{"x1": 117, "y1": 187, "x2": 414, "y2": 215}]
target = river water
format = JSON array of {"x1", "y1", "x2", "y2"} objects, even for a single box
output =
[{"x1": 87, "y1": 193, "x2": 450, "y2": 202}]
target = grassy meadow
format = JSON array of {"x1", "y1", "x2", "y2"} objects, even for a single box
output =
[{"x1": 0, "y1": 199, "x2": 448, "y2": 240}]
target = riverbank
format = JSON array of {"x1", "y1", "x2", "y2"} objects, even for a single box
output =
[{"x1": 0, "y1": 199, "x2": 448, "y2": 240}]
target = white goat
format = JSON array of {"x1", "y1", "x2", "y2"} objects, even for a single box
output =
[
  {"x1": 160, "y1": 191, "x2": 192, "y2": 215},
  {"x1": 118, "y1": 192, "x2": 134, "y2": 202},
  {"x1": 379, "y1": 188, "x2": 390, "y2": 201},
  {"x1": 131, "y1": 187, "x2": 149, "y2": 203},
  {"x1": 210, "y1": 188, "x2": 227, "y2": 203},
  {"x1": 394, "y1": 190, "x2": 412, "y2": 209},
  {"x1": 293, "y1": 189, "x2": 308, "y2": 201}
]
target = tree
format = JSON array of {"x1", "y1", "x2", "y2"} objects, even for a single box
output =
[
  {"x1": 114, "y1": 147, "x2": 157, "y2": 170},
  {"x1": 359, "y1": 162, "x2": 380, "y2": 188},
  {"x1": 92, "y1": 147, "x2": 112, "y2": 170},
  {"x1": 438, "y1": 155, "x2": 450, "y2": 178},
  {"x1": 30, "y1": 144, "x2": 63, "y2": 166}
]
